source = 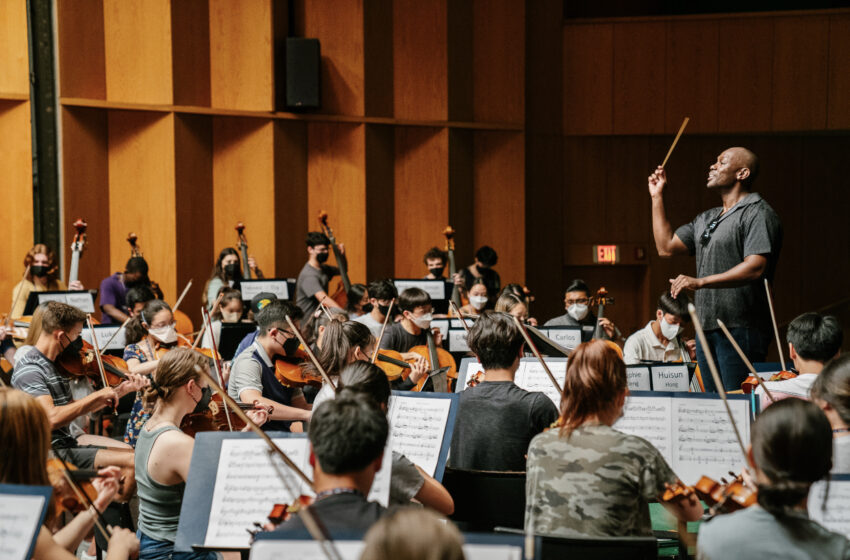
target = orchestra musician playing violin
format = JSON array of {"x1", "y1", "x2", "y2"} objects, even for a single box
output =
[
  {"x1": 525, "y1": 339, "x2": 703, "y2": 537},
  {"x1": 623, "y1": 292, "x2": 696, "y2": 365},
  {"x1": 135, "y1": 348, "x2": 268, "y2": 560},
  {"x1": 307, "y1": 321, "x2": 377, "y2": 410},
  {"x1": 377, "y1": 288, "x2": 436, "y2": 391},
  {"x1": 811, "y1": 355, "x2": 850, "y2": 474},
  {"x1": 201, "y1": 287, "x2": 245, "y2": 350},
  {"x1": 494, "y1": 292, "x2": 535, "y2": 326},
  {"x1": 0, "y1": 388, "x2": 140, "y2": 560},
  {"x1": 295, "y1": 231, "x2": 347, "y2": 317},
  {"x1": 449, "y1": 311, "x2": 558, "y2": 472},
  {"x1": 99, "y1": 256, "x2": 156, "y2": 325},
  {"x1": 227, "y1": 300, "x2": 312, "y2": 430},
  {"x1": 458, "y1": 278, "x2": 489, "y2": 316},
  {"x1": 543, "y1": 279, "x2": 618, "y2": 342},
  {"x1": 697, "y1": 399, "x2": 849, "y2": 559},
  {"x1": 649, "y1": 147, "x2": 783, "y2": 392},
  {"x1": 354, "y1": 279, "x2": 398, "y2": 337},
  {"x1": 753, "y1": 312, "x2": 842, "y2": 410},
  {"x1": 203, "y1": 247, "x2": 263, "y2": 311},
  {"x1": 11, "y1": 244, "x2": 84, "y2": 319},
  {"x1": 423, "y1": 247, "x2": 449, "y2": 280}
]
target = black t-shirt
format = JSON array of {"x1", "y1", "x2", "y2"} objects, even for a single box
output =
[
  {"x1": 461, "y1": 267, "x2": 501, "y2": 300},
  {"x1": 269, "y1": 492, "x2": 387, "y2": 536},
  {"x1": 450, "y1": 381, "x2": 559, "y2": 472},
  {"x1": 379, "y1": 321, "x2": 427, "y2": 354}
]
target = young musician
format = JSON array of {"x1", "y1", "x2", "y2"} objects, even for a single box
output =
[
  {"x1": 809, "y1": 354, "x2": 850, "y2": 474},
  {"x1": 11, "y1": 244, "x2": 84, "y2": 319},
  {"x1": 377, "y1": 288, "x2": 435, "y2": 391},
  {"x1": 99, "y1": 256, "x2": 155, "y2": 324},
  {"x1": 754, "y1": 312, "x2": 842, "y2": 409},
  {"x1": 697, "y1": 399, "x2": 848, "y2": 558},
  {"x1": 125, "y1": 284, "x2": 156, "y2": 318},
  {"x1": 203, "y1": 247, "x2": 263, "y2": 311},
  {"x1": 295, "y1": 231, "x2": 347, "y2": 317},
  {"x1": 494, "y1": 292, "x2": 533, "y2": 325},
  {"x1": 346, "y1": 283, "x2": 369, "y2": 318},
  {"x1": 336, "y1": 361, "x2": 453, "y2": 514},
  {"x1": 227, "y1": 300, "x2": 312, "y2": 430},
  {"x1": 459, "y1": 278, "x2": 489, "y2": 316},
  {"x1": 232, "y1": 292, "x2": 279, "y2": 360},
  {"x1": 525, "y1": 340, "x2": 703, "y2": 537},
  {"x1": 122, "y1": 299, "x2": 177, "y2": 447},
  {"x1": 354, "y1": 279, "x2": 399, "y2": 337},
  {"x1": 0, "y1": 388, "x2": 139, "y2": 560},
  {"x1": 201, "y1": 287, "x2": 245, "y2": 350},
  {"x1": 423, "y1": 247, "x2": 448, "y2": 279},
  {"x1": 135, "y1": 349, "x2": 268, "y2": 559},
  {"x1": 308, "y1": 321, "x2": 378, "y2": 410},
  {"x1": 458, "y1": 245, "x2": 500, "y2": 302},
  {"x1": 623, "y1": 292, "x2": 696, "y2": 365},
  {"x1": 449, "y1": 311, "x2": 558, "y2": 471},
  {"x1": 648, "y1": 147, "x2": 782, "y2": 391},
  {"x1": 499, "y1": 284, "x2": 538, "y2": 326},
  {"x1": 361, "y1": 509, "x2": 464, "y2": 560},
  {"x1": 10, "y1": 302, "x2": 147, "y2": 496},
  {"x1": 543, "y1": 279, "x2": 618, "y2": 342},
  {"x1": 268, "y1": 395, "x2": 391, "y2": 536}
]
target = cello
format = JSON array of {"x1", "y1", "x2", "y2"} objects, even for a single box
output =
[
  {"x1": 318, "y1": 212, "x2": 351, "y2": 308},
  {"x1": 68, "y1": 218, "x2": 87, "y2": 286},
  {"x1": 408, "y1": 329, "x2": 456, "y2": 393}
]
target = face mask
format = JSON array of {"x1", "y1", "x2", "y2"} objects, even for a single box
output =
[
  {"x1": 223, "y1": 263, "x2": 239, "y2": 278},
  {"x1": 31, "y1": 265, "x2": 49, "y2": 278},
  {"x1": 283, "y1": 336, "x2": 301, "y2": 357},
  {"x1": 192, "y1": 385, "x2": 213, "y2": 414},
  {"x1": 476, "y1": 265, "x2": 489, "y2": 275},
  {"x1": 361, "y1": 303, "x2": 374, "y2": 314},
  {"x1": 659, "y1": 317, "x2": 681, "y2": 340},
  {"x1": 429, "y1": 266, "x2": 445, "y2": 277},
  {"x1": 567, "y1": 303, "x2": 588, "y2": 321},
  {"x1": 410, "y1": 313, "x2": 433, "y2": 329},
  {"x1": 221, "y1": 310, "x2": 241, "y2": 322},
  {"x1": 149, "y1": 325, "x2": 177, "y2": 344},
  {"x1": 315, "y1": 252, "x2": 330, "y2": 264},
  {"x1": 61, "y1": 334, "x2": 84, "y2": 357},
  {"x1": 377, "y1": 304, "x2": 391, "y2": 317},
  {"x1": 469, "y1": 296, "x2": 488, "y2": 310}
]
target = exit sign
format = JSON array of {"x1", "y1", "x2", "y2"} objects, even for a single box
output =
[{"x1": 593, "y1": 245, "x2": 620, "y2": 264}]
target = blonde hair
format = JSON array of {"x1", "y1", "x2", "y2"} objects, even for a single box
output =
[
  {"x1": 360, "y1": 509, "x2": 464, "y2": 560},
  {"x1": 23, "y1": 243, "x2": 60, "y2": 283},
  {"x1": 24, "y1": 304, "x2": 46, "y2": 345}
]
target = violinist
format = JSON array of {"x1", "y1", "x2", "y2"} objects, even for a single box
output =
[
  {"x1": 377, "y1": 288, "x2": 435, "y2": 390},
  {"x1": 499, "y1": 284, "x2": 539, "y2": 326},
  {"x1": 543, "y1": 279, "x2": 618, "y2": 342},
  {"x1": 99, "y1": 256, "x2": 155, "y2": 324},
  {"x1": 697, "y1": 399, "x2": 848, "y2": 559},
  {"x1": 0, "y1": 388, "x2": 139, "y2": 560},
  {"x1": 11, "y1": 244, "x2": 84, "y2": 319},
  {"x1": 811, "y1": 355, "x2": 850, "y2": 473},
  {"x1": 423, "y1": 246, "x2": 448, "y2": 279},
  {"x1": 623, "y1": 292, "x2": 696, "y2": 365},
  {"x1": 125, "y1": 284, "x2": 156, "y2": 318},
  {"x1": 494, "y1": 292, "x2": 535, "y2": 326},
  {"x1": 308, "y1": 320, "x2": 377, "y2": 410},
  {"x1": 449, "y1": 311, "x2": 558, "y2": 472},
  {"x1": 525, "y1": 340, "x2": 703, "y2": 537},
  {"x1": 648, "y1": 147, "x2": 782, "y2": 391},
  {"x1": 122, "y1": 299, "x2": 177, "y2": 447},
  {"x1": 753, "y1": 312, "x2": 842, "y2": 410},
  {"x1": 457, "y1": 245, "x2": 500, "y2": 304},
  {"x1": 135, "y1": 348, "x2": 268, "y2": 559},
  {"x1": 201, "y1": 287, "x2": 245, "y2": 350},
  {"x1": 267, "y1": 395, "x2": 391, "y2": 536},
  {"x1": 459, "y1": 278, "x2": 489, "y2": 316},
  {"x1": 10, "y1": 302, "x2": 147, "y2": 493},
  {"x1": 354, "y1": 279, "x2": 398, "y2": 337},
  {"x1": 227, "y1": 300, "x2": 312, "y2": 430},
  {"x1": 295, "y1": 231, "x2": 347, "y2": 317},
  {"x1": 203, "y1": 247, "x2": 263, "y2": 311},
  {"x1": 232, "y1": 292, "x2": 279, "y2": 360},
  {"x1": 346, "y1": 283, "x2": 369, "y2": 318}
]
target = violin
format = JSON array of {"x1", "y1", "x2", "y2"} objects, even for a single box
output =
[
  {"x1": 318, "y1": 212, "x2": 351, "y2": 308},
  {"x1": 56, "y1": 339, "x2": 130, "y2": 388},
  {"x1": 443, "y1": 226, "x2": 466, "y2": 310},
  {"x1": 274, "y1": 351, "x2": 323, "y2": 389},
  {"x1": 181, "y1": 395, "x2": 273, "y2": 437},
  {"x1": 373, "y1": 349, "x2": 411, "y2": 381},
  {"x1": 693, "y1": 472, "x2": 757, "y2": 514},
  {"x1": 68, "y1": 218, "x2": 87, "y2": 286},
  {"x1": 408, "y1": 329, "x2": 457, "y2": 392},
  {"x1": 235, "y1": 222, "x2": 254, "y2": 280},
  {"x1": 46, "y1": 457, "x2": 100, "y2": 518}
]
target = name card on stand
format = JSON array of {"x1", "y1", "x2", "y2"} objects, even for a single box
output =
[
  {"x1": 82, "y1": 325, "x2": 126, "y2": 351},
  {"x1": 447, "y1": 329, "x2": 470, "y2": 352},
  {"x1": 542, "y1": 327, "x2": 581, "y2": 351},
  {"x1": 393, "y1": 279, "x2": 447, "y2": 301},
  {"x1": 650, "y1": 364, "x2": 689, "y2": 391},
  {"x1": 626, "y1": 366, "x2": 651, "y2": 391},
  {"x1": 25, "y1": 290, "x2": 96, "y2": 314},
  {"x1": 239, "y1": 279, "x2": 290, "y2": 301}
]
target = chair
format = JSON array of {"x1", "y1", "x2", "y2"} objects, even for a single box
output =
[
  {"x1": 442, "y1": 467, "x2": 526, "y2": 531},
  {"x1": 753, "y1": 362, "x2": 783, "y2": 372},
  {"x1": 497, "y1": 527, "x2": 657, "y2": 560}
]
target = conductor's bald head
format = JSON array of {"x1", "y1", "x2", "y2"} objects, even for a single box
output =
[{"x1": 707, "y1": 147, "x2": 759, "y2": 190}]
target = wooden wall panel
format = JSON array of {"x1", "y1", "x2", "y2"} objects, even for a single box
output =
[
  {"x1": 363, "y1": 0, "x2": 394, "y2": 117},
  {"x1": 605, "y1": 136, "x2": 652, "y2": 243},
  {"x1": 563, "y1": 24, "x2": 613, "y2": 135},
  {"x1": 665, "y1": 20, "x2": 718, "y2": 133},
  {"x1": 171, "y1": 0, "x2": 211, "y2": 107},
  {"x1": 393, "y1": 128, "x2": 449, "y2": 277},
  {"x1": 103, "y1": 0, "x2": 173, "y2": 104},
  {"x1": 612, "y1": 22, "x2": 666, "y2": 134},
  {"x1": 0, "y1": 101, "x2": 33, "y2": 306},
  {"x1": 211, "y1": 118, "x2": 276, "y2": 279},
  {"x1": 472, "y1": 0, "x2": 524, "y2": 124},
  {"x1": 301, "y1": 0, "x2": 365, "y2": 116},
  {"x1": 273, "y1": 121, "x2": 308, "y2": 278},
  {"x1": 0, "y1": 1, "x2": 28, "y2": 96},
  {"x1": 365, "y1": 125, "x2": 395, "y2": 280},
  {"x1": 393, "y1": 0, "x2": 448, "y2": 120},
  {"x1": 473, "y1": 132, "x2": 525, "y2": 285},
  {"x1": 107, "y1": 111, "x2": 177, "y2": 300},
  {"x1": 306, "y1": 123, "x2": 367, "y2": 283},
  {"x1": 772, "y1": 16, "x2": 829, "y2": 131},
  {"x1": 209, "y1": 0, "x2": 274, "y2": 111},
  {"x1": 56, "y1": 0, "x2": 106, "y2": 99},
  {"x1": 61, "y1": 107, "x2": 110, "y2": 295},
  {"x1": 828, "y1": 15, "x2": 850, "y2": 129},
  {"x1": 717, "y1": 18, "x2": 773, "y2": 132}
]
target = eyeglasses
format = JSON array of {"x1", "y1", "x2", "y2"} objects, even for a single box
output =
[
  {"x1": 564, "y1": 298, "x2": 589, "y2": 306},
  {"x1": 700, "y1": 216, "x2": 722, "y2": 246}
]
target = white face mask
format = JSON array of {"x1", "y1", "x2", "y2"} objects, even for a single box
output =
[
  {"x1": 149, "y1": 325, "x2": 177, "y2": 344},
  {"x1": 469, "y1": 296, "x2": 488, "y2": 310},
  {"x1": 659, "y1": 317, "x2": 681, "y2": 340},
  {"x1": 221, "y1": 310, "x2": 241, "y2": 322},
  {"x1": 410, "y1": 313, "x2": 433, "y2": 329},
  {"x1": 567, "y1": 303, "x2": 588, "y2": 321}
]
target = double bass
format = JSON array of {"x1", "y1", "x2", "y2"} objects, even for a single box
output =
[
  {"x1": 318, "y1": 212, "x2": 351, "y2": 307},
  {"x1": 443, "y1": 226, "x2": 465, "y2": 310},
  {"x1": 235, "y1": 222, "x2": 254, "y2": 280},
  {"x1": 68, "y1": 218, "x2": 87, "y2": 286}
]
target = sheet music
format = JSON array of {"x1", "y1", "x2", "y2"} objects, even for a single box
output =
[
  {"x1": 394, "y1": 280, "x2": 446, "y2": 300},
  {"x1": 240, "y1": 280, "x2": 289, "y2": 301},
  {"x1": 250, "y1": 540, "x2": 522, "y2": 560},
  {"x1": 809, "y1": 478, "x2": 850, "y2": 538},
  {"x1": 0, "y1": 494, "x2": 46, "y2": 560},
  {"x1": 613, "y1": 396, "x2": 673, "y2": 461},
  {"x1": 514, "y1": 360, "x2": 567, "y2": 406},
  {"x1": 387, "y1": 395, "x2": 452, "y2": 476}
]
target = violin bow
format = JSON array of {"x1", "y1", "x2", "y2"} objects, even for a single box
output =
[
  {"x1": 86, "y1": 315, "x2": 112, "y2": 401},
  {"x1": 764, "y1": 278, "x2": 787, "y2": 372},
  {"x1": 193, "y1": 292, "x2": 225, "y2": 350},
  {"x1": 717, "y1": 319, "x2": 775, "y2": 404},
  {"x1": 448, "y1": 301, "x2": 471, "y2": 334},
  {"x1": 318, "y1": 301, "x2": 333, "y2": 321},
  {"x1": 284, "y1": 315, "x2": 335, "y2": 391},
  {"x1": 511, "y1": 315, "x2": 565, "y2": 399},
  {"x1": 200, "y1": 307, "x2": 233, "y2": 431},
  {"x1": 172, "y1": 279, "x2": 193, "y2": 314},
  {"x1": 50, "y1": 448, "x2": 112, "y2": 541},
  {"x1": 687, "y1": 304, "x2": 748, "y2": 462},
  {"x1": 7, "y1": 265, "x2": 30, "y2": 327},
  {"x1": 98, "y1": 317, "x2": 131, "y2": 357},
  {"x1": 371, "y1": 299, "x2": 395, "y2": 365}
]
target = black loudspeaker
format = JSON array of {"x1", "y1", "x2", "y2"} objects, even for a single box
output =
[{"x1": 285, "y1": 38, "x2": 320, "y2": 110}]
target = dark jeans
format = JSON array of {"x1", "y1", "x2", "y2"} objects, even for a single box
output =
[
  {"x1": 696, "y1": 327, "x2": 768, "y2": 392},
  {"x1": 138, "y1": 532, "x2": 219, "y2": 560}
]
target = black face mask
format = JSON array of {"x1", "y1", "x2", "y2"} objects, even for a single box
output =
[
  {"x1": 61, "y1": 334, "x2": 84, "y2": 358},
  {"x1": 223, "y1": 263, "x2": 239, "y2": 279},
  {"x1": 476, "y1": 265, "x2": 490, "y2": 275},
  {"x1": 377, "y1": 304, "x2": 391, "y2": 317},
  {"x1": 283, "y1": 336, "x2": 301, "y2": 357},
  {"x1": 124, "y1": 275, "x2": 145, "y2": 289},
  {"x1": 31, "y1": 265, "x2": 49, "y2": 278},
  {"x1": 361, "y1": 303, "x2": 374, "y2": 314},
  {"x1": 428, "y1": 267, "x2": 445, "y2": 277},
  {"x1": 315, "y1": 252, "x2": 330, "y2": 264},
  {"x1": 192, "y1": 386, "x2": 213, "y2": 414}
]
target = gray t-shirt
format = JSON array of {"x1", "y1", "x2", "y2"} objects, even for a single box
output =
[
  {"x1": 390, "y1": 451, "x2": 425, "y2": 505},
  {"x1": 697, "y1": 506, "x2": 850, "y2": 560},
  {"x1": 295, "y1": 263, "x2": 339, "y2": 318},
  {"x1": 12, "y1": 347, "x2": 77, "y2": 448},
  {"x1": 675, "y1": 192, "x2": 782, "y2": 332},
  {"x1": 354, "y1": 312, "x2": 383, "y2": 338}
]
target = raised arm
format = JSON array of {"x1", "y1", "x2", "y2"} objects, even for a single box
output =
[{"x1": 649, "y1": 167, "x2": 689, "y2": 257}]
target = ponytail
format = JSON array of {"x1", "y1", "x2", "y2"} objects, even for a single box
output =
[{"x1": 305, "y1": 321, "x2": 375, "y2": 379}]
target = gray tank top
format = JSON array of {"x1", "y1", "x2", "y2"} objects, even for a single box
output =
[{"x1": 135, "y1": 424, "x2": 186, "y2": 542}]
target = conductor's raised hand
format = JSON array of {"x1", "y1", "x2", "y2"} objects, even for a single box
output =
[{"x1": 648, "y1": 166, "x2": 667, "y2": 198}]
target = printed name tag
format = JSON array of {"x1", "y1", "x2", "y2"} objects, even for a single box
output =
[
  {"x1": 626, "y1": 366, "x2": 651, "y2": 391},
  {"x1": 651, "y1": 364, "x2": 689, "y2": 391},
  {"x1": 448, "y1": 330, "x2": 469, "y2": 352}
]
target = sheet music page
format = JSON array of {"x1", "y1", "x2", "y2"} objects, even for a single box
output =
[
  {"x1": 809, "y1": 479, "x2": 850, "y2": 538},
  {"x1": 514, "y1": 360, "x2": 566, "y2": 406},
  {"x1": 365, "y1": 443, "x2": 393, "y2": 506},
  {"x1": 671, "y1": 397, "x2": 749, "y2": 485},
  {"x1": 0, "y1": 494, "x2": 46, "y2": 560},
  {"x1": 387, "y1": 395, "x2": 453, "y2": 476},
  {"x1": 613, "y1": 396, "x2": 674, "y2": 466}
]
